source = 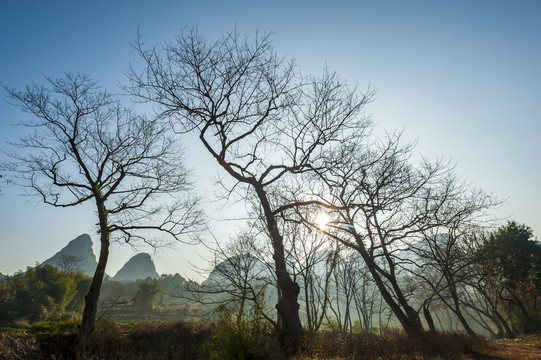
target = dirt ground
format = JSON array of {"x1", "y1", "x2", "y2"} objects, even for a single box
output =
[{"x1": 467, "y1": 334, "x2": 541, "y2": 360}]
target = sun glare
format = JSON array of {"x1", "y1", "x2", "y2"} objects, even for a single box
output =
[{"x1": 314, "y1": 212, "x2": 330, "y2": 230}]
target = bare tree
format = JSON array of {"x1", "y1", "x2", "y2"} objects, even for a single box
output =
[
  {"x1": 127, "y1": 29, "x2": 372, "y2": 354},
  {"x1": 406, "y1": 230, "x2": 480, "y2": 335},
  {"x1": 284, "y1": 221, "x2": 336, "y2": 333},
  {"x1": 180, "y1": 231, "x2": 278, "y2": 327},
  {"x1": 2, "y1": 73, "x2": 203, "y2": 350},
  {"x1": 295, "y1": 132, "x2": 497, "y2": 337},
  {"x1": 97, "y1": 280, "x2": 131, "y2": 322},
  {"x1": 332, "y1": 249, "x2": 380, "y2": 334},
  {"x1": 56, "y1": 254, "x2": 84, "y2": 273}
]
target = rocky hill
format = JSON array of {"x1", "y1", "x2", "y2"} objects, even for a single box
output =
[
  {"x1": 41, "y1": 234, "x2": 97, "y2": 276},
  {"x1": 112, "y1": 253, "x2": 159, "y2": 282}
]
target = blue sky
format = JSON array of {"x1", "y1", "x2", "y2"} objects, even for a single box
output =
[{"x1": 1, "y1": 1, "x2": 540, "y2": 278}]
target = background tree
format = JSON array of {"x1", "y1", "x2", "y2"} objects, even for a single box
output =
[
  {"x1": 180, "y1": 231, "x2": 277, "y2": 327},
  {"x1": 476, "y1": 221, "x2": 541, "y2": 333},
  {"x1": 284, "y1": 220, "x2": 337, "y2": 333},
  {"x1": 2, "y1": 73, "x2": 203, "y2": 349},
  {"x1": 127, "y1": 29, "x2": 372, "y2": 354},
  {"x1": 97, "y1": 280, "x2": 132, "y2": 321},
  {"x1": 132, "y1": 278, "x2": 162, "y2": 314},
  {"x1": 56, "y1": 254, "x2": 84, "y2": 274},
  {"x1": 406, "y1": 231, "x2": 479, "y2": 335},
  {"x1": 0, "y1": 265, "x2": 91, "y2": 324}
]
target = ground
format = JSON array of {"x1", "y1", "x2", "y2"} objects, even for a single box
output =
[
  {"x1": 467, "y1": 334, "x2": 541, "y2": 360},
  {"x1": 0, "y1": 331, "x2": 540, "y2": 359}
]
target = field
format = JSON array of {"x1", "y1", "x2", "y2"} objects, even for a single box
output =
[{"x1": 0, "y1": 321, "x2": 540, "y2": 359}]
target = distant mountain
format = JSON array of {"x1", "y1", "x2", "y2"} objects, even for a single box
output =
[
  {"x1": 41, "y1": 234, "x2": 97, "y2": 276},
  {"x1": 202, "y1": 254, "x2": 272, "y2": 288},
  {"x1": 112, "y1": 253, "x2": 159, "y2": 282},
  {"x1": 0, "y1": 272, "x2": 7, "y2": 284}
]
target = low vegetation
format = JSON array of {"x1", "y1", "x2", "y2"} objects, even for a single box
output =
[{"x1": 1, "y1": 319, "x2": 540, "y2": 359}]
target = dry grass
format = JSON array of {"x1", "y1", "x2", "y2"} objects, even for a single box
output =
[
  {"x1": 1, "y1": 320, "x2": 540, "y2": 359},
  {"x1": 297, "y1": 329, "x2": 485, "y2": 360}
]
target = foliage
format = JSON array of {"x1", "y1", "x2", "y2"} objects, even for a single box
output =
[
  {"x1": 28, "y1": 320, "x2": 80, "y2": 334},
  {"x1": 0, "y1": 320, "x2": 498, "y2": 360},
  {"x1": 301, "y1": 329, "x2": 484, "y2": 360},
  {"x1": 477, "y1": 221, "x2": 541, "y2": 333},
  {"x1": 201, "y1": 304, "x2": 276, "y2": 360},
  {"x1": 0, "y1": 327, "x2": 27, "y2": 334},
  {"x1": 481, "y1": 222, "x2": 540, "y2": 289},
  {"x1": 0, "y1": 265, "x2": 90, "y2": 325}
]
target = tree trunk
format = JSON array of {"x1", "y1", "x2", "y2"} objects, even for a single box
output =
[
  {"x1": 351, "y1": 235, "x2": 424, "y2": 337},
  {"x1": 423, "y1": 302, "x2": 436, "y2": 331},
  {"x1": 255, "y1": 186, "x2": 304, "y2": 355},
  {"x1": 74, "y1": 201, "x2": 109, "y2": 352},
  {"x1": 454, "y1": 307, "x2": 476, "y2": 335},
  {"x1": 303, "y1": 275, "x2": 313, "y2": 332},
  {"x1": 510, "y1": 292, "x2": 536, "y2": 333},
  {"x1": 446, "y1": 277, "x2": 476, "y2": 335},
  {"x1": 476, "y1": 285, "x2": 515, "y2": 338}
]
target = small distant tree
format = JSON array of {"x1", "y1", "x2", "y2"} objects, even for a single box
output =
[
  {"x1": 133, "y1": 278, "x2": 162, "y2": 314},
  {"x1": 2, "y1": 73, "x2": 203, "y2": 349},
  {"x1": 182, "y1": 232, "x2": 277, "y2": 327},
  {"x1": 408, "y1": 232, "x2": 478, "y2": 335},
  {"x1": 285, "y1": 221, "x2": 336, "y2": 333},
  {"x1": 56, "y1": 254, "x2": 84, "y2": 273}
]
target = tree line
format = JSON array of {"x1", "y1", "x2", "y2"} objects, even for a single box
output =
[
  {"x1": 181, "y1": 221, "x2": 539, "y2": 338},
  {"x1": 0, "y1": 265, "x2": 170, "y2": 325}
]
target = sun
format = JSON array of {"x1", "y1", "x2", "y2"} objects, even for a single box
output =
[{"x1": 314, "y1": 212, "x2": 330, "y2": 230}]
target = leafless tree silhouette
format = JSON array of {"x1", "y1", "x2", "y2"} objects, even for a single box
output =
[
  {"x1": 127, "y1": 29, "x2": 373, "y2": 354},
  {"x1": 3, "y1": 73, "x2": 204, "y2": 351}
]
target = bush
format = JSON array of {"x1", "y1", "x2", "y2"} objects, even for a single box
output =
[
  {"x1": 28, "y1": 320, "x2": 79, "y2": 334},
  {"x1": 202, "y1": 320, "x2": 275, "y2": 360},
  {"x1": 0, "y1": 327, "x2": 27, "y2": 334},
  {"x1": 201, "y1": 305, "x2": 277, "y2": 360}
]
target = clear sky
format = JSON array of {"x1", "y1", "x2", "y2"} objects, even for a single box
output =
[{"x1": 1, "y1": 1, "x2": 540, "y2": 279}]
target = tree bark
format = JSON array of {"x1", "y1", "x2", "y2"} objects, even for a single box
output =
[
  {"x1": 423, "y1": 302, "x2": 436, "y2": 331},
  {"x1": 255, "y1": 185, "x2": 304, "y2": 355},
  {"x1": 74, "y1": 201, "x2": 109, "y2": 352},
  {"x1": 447, "y1": 280, "x2": 476, "y2": 336}
]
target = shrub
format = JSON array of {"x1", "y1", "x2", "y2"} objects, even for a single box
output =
[
  {"x1": 0, "y1": 327, "x2": 27, "y2": 334},
  {"x1": 29, "y1": 320, "x2": 79, "y2": 334},
  {"x1": 201, "y1": 305, "x2": 277, "y2": 360}
]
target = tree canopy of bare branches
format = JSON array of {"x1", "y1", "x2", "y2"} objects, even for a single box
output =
[
  {"x1": 126, "y1": 28, "x2": 373, "y2": 354},
  {"x1": 293, "y1": 131, "x2": 499, "y2": 336}
]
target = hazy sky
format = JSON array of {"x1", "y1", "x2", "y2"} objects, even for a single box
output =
[{"x1": 1, "y1": 1, "x2": 540, "y2": 279}]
